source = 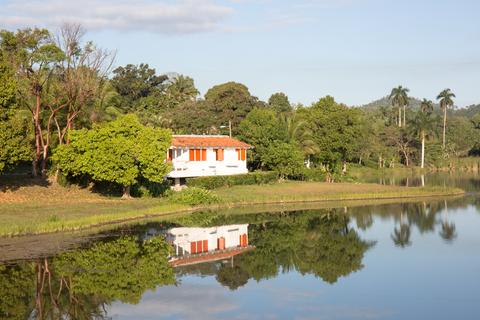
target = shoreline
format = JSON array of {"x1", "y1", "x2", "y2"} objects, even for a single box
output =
[{"x1": 0, "y1": 181, "x2": 465, "y2": 238}]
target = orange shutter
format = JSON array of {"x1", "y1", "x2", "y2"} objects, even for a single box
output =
[
  {"x1": 189, "y1": 149, "x2": 195, "y2": 161},
  {"x1": 191, "y1": 242, "x2": 197, "y2": 254},
  {"x1": 241, "y1": 149, "x2": 246, "y2": 161},
  {"x1": 203, "y1": 240, "x2": 208, "y2": 252},
  {"x1": 215, "y1": 149, "x2": 224, "y2": 161},
  {"x1": 168, "y1": 149, "x2": 173, "y2": 161},
  {"x1": 220, "y1": 149, "x2": 224, "y2": 161},
  {"x1": 201, "y1": 149, "x2": 207, "y2": 161},
  {"x1": 195, "y1": 149, "x2": 201, "y2": 161},
  {"x1": 197, "y1": 240, "x2": 203, "y2": 252}
]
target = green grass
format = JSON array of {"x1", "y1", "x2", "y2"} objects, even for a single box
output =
[
  {"x1": 0, "y1": 179, "x2": 464, "y2": 237},
  {"x1": 215, "y1": 181, "x2": 464, "y2": 204}
]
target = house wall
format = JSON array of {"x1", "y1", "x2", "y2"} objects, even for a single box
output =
[
  {"x1": 166, "y1": 224, "x2": 249, "y2": 255},
  {"x1": 167, "y1": 147, "x2": 248, "y2": 178}
]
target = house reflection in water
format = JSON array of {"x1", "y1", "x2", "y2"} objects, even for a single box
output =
[{"x1": 164, "y1": 224, "x2": 252, "y2": 267}]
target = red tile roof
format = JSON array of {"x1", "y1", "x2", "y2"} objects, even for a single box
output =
[
  {"x1": 170, "y1": 246, "x2": 255, "y2": 267},
  {"x1": 171, "y1": 135, "x2": 252, "y2": 149}
]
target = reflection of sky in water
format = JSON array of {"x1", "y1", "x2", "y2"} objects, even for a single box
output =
[{"x1": 108, "y1": 203, "x2": 480, "y2": 320}]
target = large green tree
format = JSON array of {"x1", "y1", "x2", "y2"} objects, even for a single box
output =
[
  {"x1": 54, "y1": 114, "x2": 172, "y2": 197},
  {"x1": 204, "y1": 82, "x2": 261, "y2": 133},
  {"x1": 304, "y1": 96, "x2": 363, "y2": 172},
  {"x1": 260, "y1": 142, "x2": 304, "y2": 179},
  {"x1": 238, "y1": 108, "x2": 288, "y2": 169},
  {"x1": 0, "y1": 28, "x2": 64, "y2": 176},
  {"x1": 268, "y1": 92, "x2": 292, "y2": 113},
  {"x1": 111, "y1": 63, "x2": 167, "y2": 111}
]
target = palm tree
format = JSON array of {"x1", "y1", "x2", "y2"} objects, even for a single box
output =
[
  {"x1": 281, "y1": 113, "x2": 319, "y2": 168},
  {"x1": 389, "y1": 86, "x2": 409, "y2": 127},
  {"x1": 436, "y1": 89, "x2": 455, "y2": 149},
  {"x1": 411, "y1": 99, "x2": 436, "y2": 168}
]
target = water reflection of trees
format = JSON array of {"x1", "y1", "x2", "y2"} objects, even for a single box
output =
[
  {"x1": 351, "y1": 198, "x2": 465, "y2": 247},
  {"x1": 0, "y1": 236, "x2": 174, "y2": 319},
  {"x1": 176, "y1": 210, "x2": 375, "y2": 289}
]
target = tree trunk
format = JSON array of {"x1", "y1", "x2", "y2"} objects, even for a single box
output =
[
  {"x1": 342, "y1": 160, "x2": 347, "y2": 175},
  {"x1": 403, "y1": 105, "x2": 406, "y2": 127},
  {"x1": 442, "y1": 107, "x2": 447, "y2": 149},
  {"x1": 398, "y1": 106, "x2": 402, "y2": 127},
  {"x1": 421, "y1": 130, "x2": 425, "y2": 169},
  {"x1": 122, "y1": 185, "x2": 131, "y2": 199},
  {"x1": 41, "y1": 145, "x2": 48, "y2": 178},
  {"x1": 33, "y1": 94, "x2": 41, "y2": 177},
  {"x1": 66, "y1": 114, "x2": 74, "y2": 144}
]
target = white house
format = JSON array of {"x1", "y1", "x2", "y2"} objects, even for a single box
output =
[
  {"x1": 165, "y1": 224, "x2": 249, "y2": 257},
  {"x1": 167, "y1": 135, "x2": 252, "y2": 187}
]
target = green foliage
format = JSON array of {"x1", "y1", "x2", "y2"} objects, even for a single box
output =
[
  {"x1": 111, "y1": 63, "x2": 167, "y2": 107},
  {"x1": 204, "y1": 82, "x2": 261, "y2": 132},
  {"x1": 445, "y1": 117, "x2": 479, "y2": 157},
  {"x1": 168, "y1": 187, "x2": 221, "y2": 206},
  {"x1": 186, "y1": 171, "x2": 278, "y2": 189},
  {"x1": 268, "y1": 92, "x2": 292, "y2": 113},
  {"x1": 260, "y1": 142, "x2": 305, "y2": 179},
  {"x1": 164, "y1": 74, "x2": 199, "y2": 108},
  {"x1": 0, "y1": 115, "x2": 32, "y2": 172},
  {"x1": 131, "y1": 178, "x2": 171, "y2": 197},
  {"x1": 304, "y1": 96, "x2": 364, "y2": 166},
  {"x1": 54, "y1": 236, "x2": 174, "y2": 304},
  {"x1": 0, "y1": 56, "x2": 16, "y2": 119},
  {"x1": 53, "y1": 114, "x2": 172, "y2": 193},
  {"x1": 238, "y1": 108, "x2": 288, "y2": 168}
]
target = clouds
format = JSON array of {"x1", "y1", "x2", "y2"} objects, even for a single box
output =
[
  {"x1": 108, "y1": 283, "x2": 239, "y2": 320},
  {"x1": 0, "y1": 0, "x2": 233, "y2": 34}
]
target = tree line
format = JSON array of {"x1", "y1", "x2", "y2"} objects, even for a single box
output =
[{"x1": 1, "y1": 25, "x2": 480, "y2": 192}]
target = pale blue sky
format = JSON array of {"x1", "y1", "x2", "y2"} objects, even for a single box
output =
[{"x1": 1, "y1": 0, "x2": 479, "y2": 107}]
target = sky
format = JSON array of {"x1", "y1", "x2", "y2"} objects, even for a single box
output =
[{"x1": 0, "y1": 0, "x2": 479, "y2": 107}]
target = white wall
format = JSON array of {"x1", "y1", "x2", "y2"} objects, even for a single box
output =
[
  {"x1": 167, "y1": 147, "x2": 248, "y2": 178},
  {"x1": 166, "y1": 224, "x2": 249, "y2": 255}
]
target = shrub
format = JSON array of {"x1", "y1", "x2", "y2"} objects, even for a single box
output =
[
  {"x1": 131, "y1": 179, "x2": 170, "y2": 197},
  {"x1": 168, "y1": 187, "x2": 221, "y2": 206},
  {"x1": 186, "y1": 171, "x2": 278, "y2": 190}
]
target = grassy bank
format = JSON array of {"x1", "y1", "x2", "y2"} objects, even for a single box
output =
[{"x1": 0, "y1": 179, "x2": 464, "y2": 237}]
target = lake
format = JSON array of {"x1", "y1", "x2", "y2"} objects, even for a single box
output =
[{"x1": 1, "y1": 173, "x2": 479, "y2": 319}]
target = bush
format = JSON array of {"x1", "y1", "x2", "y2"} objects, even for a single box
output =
[
  {"x1": 186, "y1": 171, "x2": 278, "y2": 190},
  {"x1": 168, "y1": 187, "x2": 221, "y2": 206},
  {"x1": 131, "y1": 179, "x2": 170, "y2": 197}
]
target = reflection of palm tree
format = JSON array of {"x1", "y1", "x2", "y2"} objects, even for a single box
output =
[
  {"x1": 391, "y1": 213, "x2": 412, "y2": 247},
  {"x1": 440, "y1": 222, "x2": 457, "y2": 242},
  {"x1": 439, "y1": 200, "x2": 457, "y2": 242}
]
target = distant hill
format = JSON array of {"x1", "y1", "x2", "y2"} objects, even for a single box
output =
[
  {"x1": 453, "y1": 104, "x2": 480, "y2": 118},
  {"x1": 359, "y1": 96, "x2": 437, "y2": 111},
  {"x1": 360, "y1": 97, "x2": 480, "y2": 118}
]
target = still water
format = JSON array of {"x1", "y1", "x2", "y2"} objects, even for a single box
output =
[{"x1": 1, "y1": 174, "x2": 480, "y2": 319}]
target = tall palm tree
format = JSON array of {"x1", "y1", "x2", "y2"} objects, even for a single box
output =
[
  {"x1": 436, "y1": 89, "x2": 455, "y2": 149},
  {"x1": 411, "y1": 99, "x2": 436, "y2": 168},
  {"x1": 389, "y1": 86, "x2": 409, "y2": 127}
]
